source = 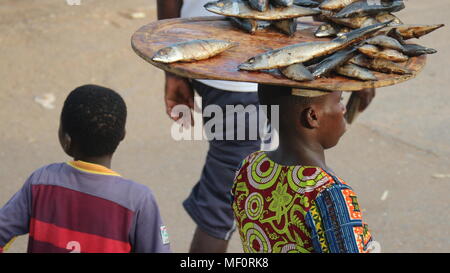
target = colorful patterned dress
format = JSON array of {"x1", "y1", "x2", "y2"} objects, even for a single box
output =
[{"x1": 231, "y1": 151, "x2": 375, "y2": 253}]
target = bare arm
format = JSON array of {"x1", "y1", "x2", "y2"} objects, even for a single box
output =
[
  {"x1": 157, "y1": 0, "x2": 182, "y2": 20},
  {"x1": 355, "y1": 87, "x2": 376, "y2": 112},
  {"x1": 156, "y1": 0, "x2": 194, "y2": 123}
]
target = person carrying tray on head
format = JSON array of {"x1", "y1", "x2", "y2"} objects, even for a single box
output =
[
  {"x1": 231, "y1": 85, "x2": 381, "y2": 253},
  {"x1": 156, "y1": 0, "x2": 376, "y2": 253}
]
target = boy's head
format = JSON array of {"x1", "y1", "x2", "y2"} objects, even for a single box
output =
[
  {"x1": 59, "y1": 84, "x2": 127, "y2": 158},
  {"x1": 258, "y1": 84, "x2": 346, "y2": 149}
]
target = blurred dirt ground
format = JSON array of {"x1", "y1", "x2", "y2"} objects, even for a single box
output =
[{"x1": 0, "y1": 0, "x2": 449, "y2": 253}]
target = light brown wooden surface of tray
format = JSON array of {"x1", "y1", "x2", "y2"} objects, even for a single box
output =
[{"x1": 131, "y1": 16, "x2": 426, "y2": 92}]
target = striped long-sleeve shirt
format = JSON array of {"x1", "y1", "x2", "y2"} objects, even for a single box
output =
[{"x1": 0, "y1": 161, "x2": 171, "y2": 253}]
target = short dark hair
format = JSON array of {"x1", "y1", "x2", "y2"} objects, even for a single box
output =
[
  {"x1": 61, "y1": 85, "x2": 127, "y2": 157},
  {"x1": 258, "y1": 84, "x2": 315, "y2": 122}
]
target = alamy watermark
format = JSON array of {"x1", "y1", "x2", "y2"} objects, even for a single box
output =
[{"x1": 170, "y1": 96, "x2": 279, "y2": 150}]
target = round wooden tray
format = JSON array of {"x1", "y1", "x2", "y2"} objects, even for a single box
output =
[{"x1": 131, "y1": 16, "x2": 426, "y2": 92}]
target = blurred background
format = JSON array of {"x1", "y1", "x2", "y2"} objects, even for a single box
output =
[{"x1": 0, "y1": 0, "x2": 448, "y2": 253}]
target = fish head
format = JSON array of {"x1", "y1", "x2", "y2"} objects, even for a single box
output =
[
  {"x1": 319, "y1": 24, "x2": 330, "y2": 31},
  {"x1": 315, "y1": 25, "x2": 335, "y2": 37},
  {"x1": 204, "y1": 0, "x2": 241, "y2": 13},
  {"x1": 152, "y1": 46, "x2": 183, "y2": 63},
  {"x1": 238, "y1": 54, "x2": 270, "y2": 71},
  {"x1": 203, "y1": 1, "x2": 221, "y2": 13}
]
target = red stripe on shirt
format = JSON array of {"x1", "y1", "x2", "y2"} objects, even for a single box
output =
[
  {"x1": 29, "y1": 218, "x2": 131, "y2": 253},
  {"x1": 31, "y1": 184, "x2": 133, "y2": 242},
  {"x1": 27, "y1": 238, "x2": 71, "y2": 253}
]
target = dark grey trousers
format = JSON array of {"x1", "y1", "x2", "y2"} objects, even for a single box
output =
[{"x1": 183, "y1": 80, "x2": 261, "y2": 240}]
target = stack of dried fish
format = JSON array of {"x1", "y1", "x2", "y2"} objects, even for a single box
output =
[
  {"x1": 315, "y1": 0, "x2": 406, "y2": 38},
  {"x1": 237, "y1": 0, "x2": 445, "y2": 82},
  {"x1": 313, "y1": 0, "x2": 444, "y2": 80},
  {"x1": 153, "y1": 0, "x2": 444, "y2": 82},
  {"x1": 239, "y1": 17, "x2": 444, "y2": 82},
  {"x1": 239, "y1": 21, "x2": 390, "y2": 81},
  {"x1": 204, "y1": 0, "x2": 321, "y2": 36}
]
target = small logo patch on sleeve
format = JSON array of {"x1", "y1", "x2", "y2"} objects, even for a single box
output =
[{"x1": 160, "y1": 226, "x2": 170, "y2": 245}]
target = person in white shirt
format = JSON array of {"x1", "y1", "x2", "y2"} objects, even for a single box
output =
[{"x1": 156, "y1": 0, "x2": 375, "y2": 253}]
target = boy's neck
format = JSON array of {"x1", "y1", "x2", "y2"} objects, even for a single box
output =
[
  {"x1": 73, "y1": 155, "x2": 113, "y2": 169},
  {"x1": 267, "y1": 131, "x2": 327, "y2": 169}
]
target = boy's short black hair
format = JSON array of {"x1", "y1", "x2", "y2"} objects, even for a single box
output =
[{"x1": 61, "y1": 84, "x2": 127, "y2": 157}]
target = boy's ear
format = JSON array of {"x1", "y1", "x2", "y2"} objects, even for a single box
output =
[
  {"x1": 60, "y1": 132, "x2": 73, "y2": 156},
  {"x1": 302, "y1": 106, "x2": 320, "y2": 129},
  {"x1": 120, "y1": 129, "x2": 126, "y2": 141}
]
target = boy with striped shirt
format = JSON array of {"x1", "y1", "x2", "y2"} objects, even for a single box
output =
[{"x1": 0, "y1": 85, "x2": 171, "y2": 253}]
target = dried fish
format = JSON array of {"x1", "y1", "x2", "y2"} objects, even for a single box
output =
[
  {"x1": 330, "y1": 16, "x2": 378, "y2": 28},
  {"x1": 303, "y1": 54, "x2": 330, "y2": 67},
  {"x1": 152, "y1": 39, "x2": 236, "y2": 63},
  {"x1": 402, "y1": 44, "x2": 437, "y2": 56},
  {"x1": 358, "y1": 44, "x2": 379, "y2": 55},
  {"x1": 293, "y1": 0, "x2": 320, "y2": 8},
  {"x1": 360, "y1": 17, "x2": 379, "y2": 28},
  {"x1": 311, "y1": 47, "x2": 358, "y2": 78},
  {"x1": 280, "y1": 63, "x2": 314, "y2": 81},
  {"x1": 239, "y1": 21, "x2": 390, "y2": 70},
  {"x1": 385, "y1": 28, "x2": 406, "y2": 44},
  {"x1": 319, "y1": 0, "x2": 359, "y2": 11},
  {"x1": 349, "y1": 54, "x2": 412, "y2": 74},
  {"x1": 249, "y1": 0, "x2": 270, "y2": 12},
  {"x1": 358, "y1": 44, "x2": 409, "y2": 62},
  {"x1": 365, "y1": 35, "x2": 405, "y2": 51},
  {"x1": 205, "y1": 0, "x2": 319, "y2": 20},
  {"x1": 313, "y1": 9, "x2": 336, "y2": 22},
  {"x1": 239, "y1": 41, "x2": 342, "y2": 70},
  {"x1": 375, "y1": 13, "x2": 403, "y2": 26},
  {"x1": 388, "y1": 24, "x2": 445, "y2": 40},
  {"x1": 272, "y1": 0, "x2": 294, "y2": 7},
  {"x1": 336, "y1": 63, "x2": 377, "y2": 81},
  {"x1": 315, "y1": 22, "x2": 341, "y2": 38},
  {"x1": 370, "y1": 47, "x2": 408, "y2": 62},
  {"x1": 257, "y1": 20, "x2": 273, "y2": 29},
  {"x1": 229, "y1": 17, "x2": 258, "y2": 34},
  {"x1": 335, "y1": 0, "x2": 405, "y2": 19},
  {"x1": 336, "y1": 27, "x2": 351, "y2": 37},
  {"x1": 272, "y1": 18, "x2": 298, "y2": 36}
]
